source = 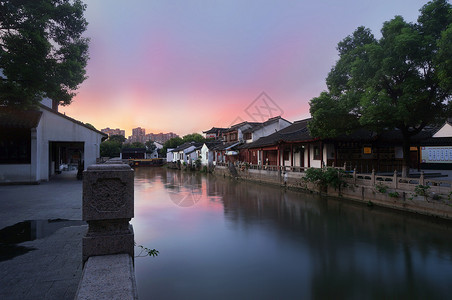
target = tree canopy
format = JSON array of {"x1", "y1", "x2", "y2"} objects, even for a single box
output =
[
  {"x1": 145, "y1": 140, "x2": 156, "y2": 153},
  {"x1": 108, "y1": 134, "x2": 126, "y2": 144},
  {"x1": 0, "y1": 0, "x2": 89, "y2": 108},
  {"x1": 123, "y1": 142, "x2": 145, "y2": 149},
  {"x1": 161, "y1": 133, "x2": 205, "y2": 155},
  {"x1": 100, "y1": 140, "x2": 121, "y2": 158},
  {"x1": 182, "y1": 133, "x2": 205, "y2": 143},
  {"x1": 309, "y1": 0, "x2": 452, "y2": 173}
]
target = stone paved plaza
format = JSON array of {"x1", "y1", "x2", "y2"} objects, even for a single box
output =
[{"x1": 0, "y1": 171, "x2": 86, "y2": 300}]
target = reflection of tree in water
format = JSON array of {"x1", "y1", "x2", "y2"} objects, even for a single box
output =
[
  {"x1": 164, "y1": 171, "x2": 203, "y2": 207},
  {"x1": 219, "y1": 180, "x2": 452, "y2": 299}
]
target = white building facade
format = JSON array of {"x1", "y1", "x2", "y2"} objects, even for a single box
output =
[{"x1": 0, "y1": 104, "x2": 106, "y2": 183}]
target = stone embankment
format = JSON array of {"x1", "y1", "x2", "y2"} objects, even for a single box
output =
[{"x1": 214, "y1": 164, "x2": 452, "y2": 221}]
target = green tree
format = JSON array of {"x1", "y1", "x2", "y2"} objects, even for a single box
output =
[
  {"x1": 100, "y1": 140, "x2": 121, "y2": 158},
  {"x1": 0, "y1": 0, "x2": 89, "y2": 108},
  {"x1": 123, "y1": 142, "x2": 145, "y2": 149},
  {"x1": 309, "y1": 0, "x2": 452, "y2": 176},
  {"x1": 145, "y1": 140, "x2": 156, "y2": 153},
  {"x1": 182, "y1": 133, "x2": 205, "y2": 143},
  {"x1": 109, "y1": 134, "x2": 126, "y2": 144},
  {"x1": 161, "y1": 136, "x2": 184, "y2": 155},
  {"x1": 84, "y1": 123, "x2": 96, "y2": 130}
]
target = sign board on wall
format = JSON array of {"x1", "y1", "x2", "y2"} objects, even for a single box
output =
[{"x1": 421, "y1": 146, "x2": 452, "y2": 163}]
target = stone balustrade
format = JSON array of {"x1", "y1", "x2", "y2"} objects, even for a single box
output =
[{"x1": 76, "y1": 160, "x2": 137, "y2": 300}]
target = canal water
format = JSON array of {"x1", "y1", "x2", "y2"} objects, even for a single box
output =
[{"x1": 132, "y1": 167, "x2": 452, "y2": 300}]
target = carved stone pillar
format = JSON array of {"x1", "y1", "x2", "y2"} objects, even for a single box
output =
[{"x1": 82, "y1": 163, "x2": 134, "y2": 263}]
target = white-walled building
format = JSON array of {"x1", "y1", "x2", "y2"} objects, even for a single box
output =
[
  {"x1": 200, "y1": 141, "x2": 222, "y2": 167},
  {"x1": 0, "y1": 102, "x2": 107, "y2": 183},
  {"x1": 145, "y1": 141, "x2": 163, "y2": 159},
  {"x1": 168, "y1": 142, "x2": 201, "y2": 164},
  {"x1": 243, "y1": 116, "x2": 292, "y2": 143}
]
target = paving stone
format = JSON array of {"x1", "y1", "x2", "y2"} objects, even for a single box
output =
[{"x1": 0, "y1": 174, "x2": 85, "y2": 300}]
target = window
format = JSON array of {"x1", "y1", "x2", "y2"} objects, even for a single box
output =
[
  {"x1": 363, "y1": 146, "x2": 372, "y2": 154},
  {"x1": 283, "y1": 149, "x2": 290, "y2": 160},
  {"x1": 0, "y1": 128, "x2": 31, "y2": 164},
  {"x1": 244, "y1": 132, "x2": 252, "y2": 140},
  {"x1": 313, "y1": 145, "x2": 321, "y2": 160}
]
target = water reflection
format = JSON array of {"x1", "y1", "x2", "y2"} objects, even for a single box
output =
[
  {"x1": 0, "y1": 219, "x2": 86, "y2": 261},
  {"x1": 133, "y1": 168, "x2": 452, "y2": 300}
]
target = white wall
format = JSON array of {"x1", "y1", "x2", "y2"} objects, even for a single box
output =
[
  {"x1": 201, "y1": 144, "x2": 209, "y2": 166},
  {"x1": 37, "y1": 108, "x2": 103, "y2": 181},
  {"x1": 182, "y1": 146, "x2": 196, "y2": 163},
  {"x1": 433, "y1": 123, "x2": 452, "y2": 138},
  {"x1": 308, "y1": 144, "x2": 322, "y2": 168},
  {"x1": 247, "y1": 119, "x2": 292, "y2": 143},
  {"x1": 166, "y1": 149, "x2": 174, "y2": 162},
  {"x1": 0, "y1": 165, "x2": 34, "y2": 182}
]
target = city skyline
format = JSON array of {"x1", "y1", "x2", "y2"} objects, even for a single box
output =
[{"x1": 59, "y1": 0, "x2": 430, "y2": 136}]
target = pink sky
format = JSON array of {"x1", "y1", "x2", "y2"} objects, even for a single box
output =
[{"x1": 59, "y1": 0, "x2": 429, "y2": 137}]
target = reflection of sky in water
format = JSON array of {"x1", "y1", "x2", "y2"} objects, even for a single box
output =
[{"x1": 132, "y1": 168, "x2": 452, "y2": 300}]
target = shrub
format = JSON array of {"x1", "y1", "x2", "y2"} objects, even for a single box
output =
[
  {"x1": 195, "y1": 159, "x2": 201, "y2": 170},
  {"x1": 414, "y1": 184, "x2": 430, "y2": 197},
  {"x1": 304, "y1": 167, "x2": 346, "y2": 191},
  {"x1": 388, "y1": 191, "x2": 399, "y2": 198},
  {"x1": 375, "y1": 183, "x2": 388, "y2": 194}
]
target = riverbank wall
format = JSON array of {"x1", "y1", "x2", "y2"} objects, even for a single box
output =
[{"x1": 214, "y1": 165, "x2": 452, "y2": 221}]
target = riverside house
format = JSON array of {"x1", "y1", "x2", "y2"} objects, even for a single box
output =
[
  {"x1": 237, "y1": 118, "x2": 440, "y2": 173},
  {"x1": 200, "y1": 140, "x2": 222, "y2": 167},
  {"x1": 206, "y1": 116, "x2": 292, "y2": 165},
  {"x1": 168, "y1": 142, "x2": 201, "y2": 164}
]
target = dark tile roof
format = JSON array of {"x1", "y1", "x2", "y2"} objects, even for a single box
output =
[
  {"x1": 262, "y1": 116, "x2": 292, "y2": 126},
  {"x1": 203, "y1": 140, "x2": 223, "y2": 149},
  {"x1": 224, "y1": 121, "x2": 261, "y2": 133},
  {"x1": 0, "y1": 107, "x2": 42, "y2": 128},
  {"x1": 419, "y1": 137, "x2": 452, "y2": 146},
  {"x1": 325, "y1": 126, "x2": 438, "y2": 144},
  {"x1": 202, "y1": 127, "x2": 227, "y2": 134},
  {"x1": 213, "y1": 141, "x2": 241, "y2": 151},
  {"x1": 171, "y1": 142, "x2": 203, "y2": 152}
]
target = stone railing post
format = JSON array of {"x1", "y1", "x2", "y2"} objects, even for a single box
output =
[
  {"x1": 371, "y1": 169, "x2": 376, "y2": 186},
  {"x1": 82, "y1": 162, "x2": 134, "y2": 263},
  {"x1": 420, "y1": 171, "x2": 425, "y2": 185}
]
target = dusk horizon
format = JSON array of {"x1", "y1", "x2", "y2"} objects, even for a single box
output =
[{"x1": 59, "y1": 0, "x2": 430, "y2": 137}]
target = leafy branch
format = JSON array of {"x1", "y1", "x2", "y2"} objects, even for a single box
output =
[{"x1": 135, "y1": 243, "x2": 159, "y2": 258}]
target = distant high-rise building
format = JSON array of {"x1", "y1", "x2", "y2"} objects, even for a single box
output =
[
  {"x1": 131, "y1": 127, "x2": 146, "y2": 144},
  {"x1": 145, "y1": 131, "x2": 179, "y2": 144},
  {"x1": 101, "y1": 127, "x2": 125, "y2": 137}
]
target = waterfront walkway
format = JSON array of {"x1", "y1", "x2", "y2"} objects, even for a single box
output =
[{"x1": 0, "y1": 171, "x2": 86, "y2": 300}]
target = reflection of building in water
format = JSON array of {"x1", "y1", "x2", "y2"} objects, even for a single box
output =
[{"x1": 164, "y1": 171, "x2": 203, "y2": 207}]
